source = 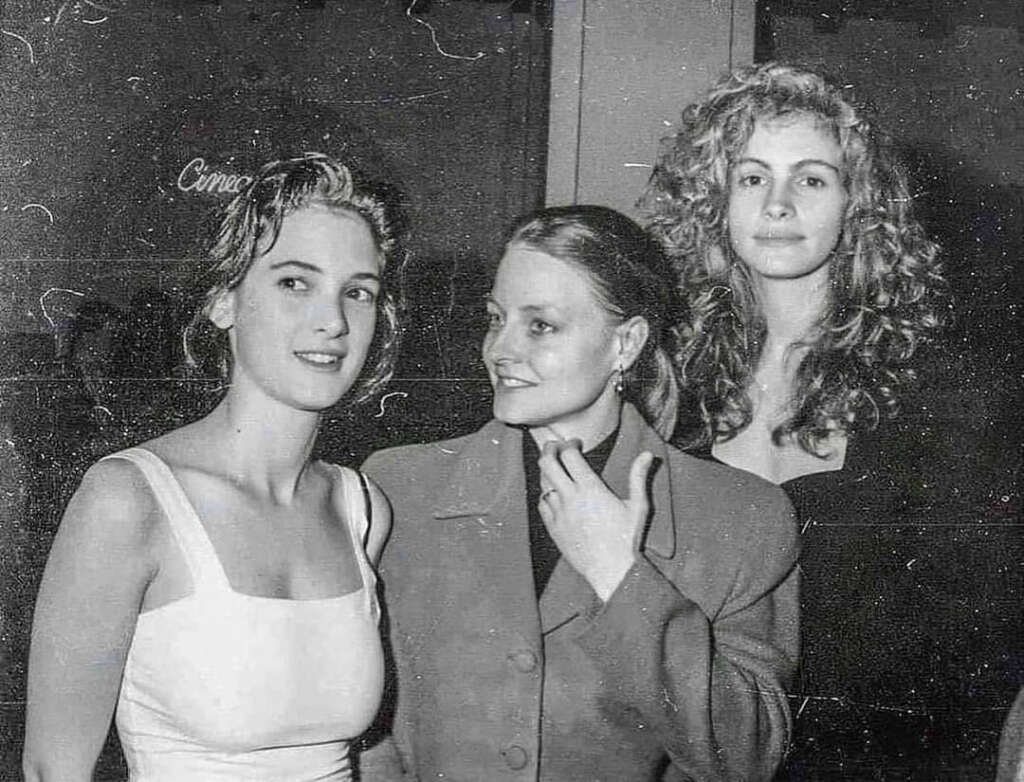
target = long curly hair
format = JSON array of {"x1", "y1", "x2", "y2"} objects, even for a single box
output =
[
  {"x1": 641, "y1": 62, "x2": 949, "y2": 454},
  {"x1": 505, "y1": 205, "x2": 684, "y2": 440},
  {"x1": 183, "y1": 152, "x2": 405, "y2": 406}
]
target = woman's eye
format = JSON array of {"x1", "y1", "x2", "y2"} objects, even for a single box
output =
[
  {"x1": 529, "y1": 319, "x2": 554, "y2": 335},
  {"x1": 485, "y1": 311, "x2": 502, "y2": 329},
  {"x1": 346, "y1": 287, "x2": 377, "y2": 304},
  {"x1": 738, "y1": 173, "x2": 765, "y2": 187},
  {"x1": 801, "y1": 175, "x2": 826, "y2": 188},
  {"x1": 278, "y1": 277, "x2": 309, "y2": 292}
]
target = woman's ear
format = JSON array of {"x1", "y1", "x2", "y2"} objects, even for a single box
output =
[
  {"x1": 207, "y1": 289, "x2": 236, "y2": 330},
  {"x1": 615, "y1": 315, "x2": 650, "y2": 372}
]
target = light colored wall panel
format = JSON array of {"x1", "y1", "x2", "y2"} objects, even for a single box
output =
[{"x1": 547, "y1": 0, "x2": 754, "y2": 218}]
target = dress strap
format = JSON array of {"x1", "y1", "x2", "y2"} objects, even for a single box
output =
[
  {"x1": 357, "y1": 471, "x2": 373, "y2": 529},
  {"x1": 335, "y1": 465, "x2": 380, "y2": 622},
  {"x1": 101, "y1": 447, "x2": 231, "y2": 593}
]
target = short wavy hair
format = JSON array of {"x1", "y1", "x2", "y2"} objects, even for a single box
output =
[
  {"x1": 641, "y1": 62, "x2": 949, "y2": 454},
  {"x1": 184, "y1": 152, "x2": 405, "y2": 406},
  {"x1": 505, "y1": 205, "x2": 683, "y2": 440}
]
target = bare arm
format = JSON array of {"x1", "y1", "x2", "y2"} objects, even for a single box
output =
[{"x1": 23, "y1": 459, "x2": 158, "y2": 782}]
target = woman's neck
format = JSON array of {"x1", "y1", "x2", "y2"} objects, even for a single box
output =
[
  {"x1": 740, "y1": 269, "x2": 829, "y2": 423},
  {"x1": 201, "y1": 391, "x2": 321, "y2": 504},
  {"x1": 751, "y1": 270, "x2": 827, "y2": 387},
  {"x1": 528, "y1": 398, "x2": 622, "y2": 452},
  {"x1": 754, "y1": 271, "x2": 828, "y2": 348},
  {"x1": 712, "y1": 268, "x2": 848, "y2": 483}
]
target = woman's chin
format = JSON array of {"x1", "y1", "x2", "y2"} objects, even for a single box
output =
[
  {"x1": 491, "y1": 398, "x2": 535, "y2": 426},
  {"x1": 493, "y1": 410, "x2": 535, "y2": 427}
]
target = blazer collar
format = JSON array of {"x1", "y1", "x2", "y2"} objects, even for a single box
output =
[
  {"x1": 431, "y1": 405, "x2": 676, "y2": 561},
  {"x1": 603, "y1": 403, "x2": 677, "y2": 561}
]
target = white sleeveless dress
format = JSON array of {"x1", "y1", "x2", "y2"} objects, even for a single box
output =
[{"x1": 106, "y1": 448, "x2": 383, "y2": 781}]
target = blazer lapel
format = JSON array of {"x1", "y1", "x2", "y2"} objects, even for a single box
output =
[
  {"x1": 539, "y1": 556, "x2": 597, "y2": 634},
  {"x1": 608, "y1": 405, "x2": 677, "y2": 562},
  {"x1": 431, "y1": 420, "x2": 541, "y2": 638}
]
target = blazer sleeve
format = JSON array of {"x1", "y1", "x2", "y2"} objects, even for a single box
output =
[{"x1": 572, "y1": 487, "x2": 799, "y2": 782}]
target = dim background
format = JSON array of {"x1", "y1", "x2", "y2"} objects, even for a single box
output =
[{"x1": 1, "y1": 0, "x2": 1021, "y2": 779}]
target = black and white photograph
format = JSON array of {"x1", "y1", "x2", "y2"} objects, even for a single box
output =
[{"x1": 1, "y1": 1, "x2": 1022, "y2": 779}]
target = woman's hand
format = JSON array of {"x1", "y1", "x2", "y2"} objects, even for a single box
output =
[{"x1": 537, "y1": 440, "x2": 655, "y2": 601}]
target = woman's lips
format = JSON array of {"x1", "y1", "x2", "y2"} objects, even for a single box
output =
[
  {"x1": 755, "y1": 234, "x2": 804, "y2": 242},
  {"x1": 294, "y1": 350, "x2": 345, "y2": 370},
  {"x1": 495, "y1": 375, "x2": 535, "y2": 388}
]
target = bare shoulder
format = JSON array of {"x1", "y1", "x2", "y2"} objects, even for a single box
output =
[
  {"x1": 361, "y1": 474, "x2": 392, "y2": 565},
  {"x1": 136, "y1": 422, "x2": 218, "y2": 475},
  {"x1": 322, "y1": 462, "x2": 393, "y2": 565},
  {"x1": 39, "y1": 455, "x2": 163, "y2": 606},
  {"x1": 62, "y1": 456, "x2": 163, "y2": 552}
]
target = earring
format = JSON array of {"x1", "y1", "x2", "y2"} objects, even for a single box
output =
[{"x1": 615, "y1": 365, "x2": 625, "y2": 395}]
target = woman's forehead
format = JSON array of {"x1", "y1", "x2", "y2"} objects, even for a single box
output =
[
  {"x1": 492, "y1": 245, "x2": 605, "y2": 309},
  {"x1": 732, "y1": 113, "x2": 843, "y2": 166}
]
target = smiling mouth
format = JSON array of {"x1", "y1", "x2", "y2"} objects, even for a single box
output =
[
  {"x1": 295, "y1": 351, "x2": 345, "y2": 368},
  {"x1": 495, "y1": 376, "x2": 534, "y2": 388}
]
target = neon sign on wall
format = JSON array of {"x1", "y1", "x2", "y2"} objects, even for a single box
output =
[{"x1": 176, "y1": 157, "x2": 253, "y2": 195}]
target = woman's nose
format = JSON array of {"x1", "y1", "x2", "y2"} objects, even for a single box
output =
[
  {"x1": 483, "y1": 323, "x2": 516, "y2": 364},
  {"x1": 316, "y1": 298, "x2": 349, "y2": 338},
  {"x1": 763, "y1": 180, "x2": 794, "y2": 220}
]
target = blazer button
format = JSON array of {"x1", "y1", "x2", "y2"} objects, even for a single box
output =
[
  {"x1": 509, "y1": 649, "x2": 538, "y2": 672},
  {"x1": 501, "y1": 744, "x2": 529, "y2": 770}
]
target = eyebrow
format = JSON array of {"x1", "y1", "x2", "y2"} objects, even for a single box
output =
[
  {"x1": 268, "y1": 260, "x2": 381, "y2": 282},
  {"x1": 350, "y1": 271, "x2": 381, "y2": 283},
  {"x1": 736, "y1": 156, "x2": 841, "y2": 174},
  {"x1": 269, "y1": 260, "x2": 321, "y2": 273},
  {"x1": 484, "y1": 295, "x2": 554, "y2": 313}
]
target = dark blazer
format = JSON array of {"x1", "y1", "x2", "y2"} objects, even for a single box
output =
[{"x1": 361, "y1": 404, "x2": 800, "y2": 781}]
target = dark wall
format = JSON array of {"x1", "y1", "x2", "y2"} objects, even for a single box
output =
[{"x1": 0, "y1": 0, "x2": 549, "y2": 776}]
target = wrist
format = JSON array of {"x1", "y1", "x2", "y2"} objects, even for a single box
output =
[{"x1": 590, "y1": 553, "x2": 636, "y2": 602}]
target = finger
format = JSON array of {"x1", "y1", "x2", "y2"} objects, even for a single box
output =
[
  {"x1": 556, "y1": 437, "x2": 583, "y2": 454},
  {"x1": 627, "y1": 451, "x2": 655, "y2": 513},
  {"x1": 556, "y1": 442, "x2": 599, "y2": 484},
  {"x1": 537, "y1": 491, "x2": 557, "y2": 526},
  {"x1": 538, "y1": 440, "x2": 574, "y2": 494},
  {"x1": 531, "y1": 425, "x2": 560, "y2": 445},
  {"x1": 538, "y1": 484, "x2": 560, "y2": 507}
]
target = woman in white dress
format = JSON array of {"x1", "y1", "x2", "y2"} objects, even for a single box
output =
[{"x1": 23, "y1": 152, "x2": 404, "y2": 781}]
